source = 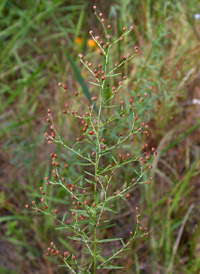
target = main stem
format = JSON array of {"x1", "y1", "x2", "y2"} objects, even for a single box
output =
[{"x1": 93, "y1": 48, "x2": 109, "y2": 274}]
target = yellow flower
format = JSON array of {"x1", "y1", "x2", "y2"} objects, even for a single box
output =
[
  {"x1": 87, "y1": 39, "x2": 96, "y2": 48},
  {"x1": 75, "y1": 37, "x2": 82, "y2": 45}
]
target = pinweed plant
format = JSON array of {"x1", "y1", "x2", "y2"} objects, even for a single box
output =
[{"x1": 26, "y1": 6, "x2": 156, "y2": 273}]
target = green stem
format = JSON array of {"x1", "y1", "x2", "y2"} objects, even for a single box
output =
[{"x1": 93, "y1": 46, "x2": 109, "y2": 274}]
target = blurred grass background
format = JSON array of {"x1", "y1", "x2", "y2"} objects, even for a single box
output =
[{"x1": 0, "y1": 0, "x2": 200, "y2": 273}]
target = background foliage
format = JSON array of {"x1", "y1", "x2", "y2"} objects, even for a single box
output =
[{"x1": 0, "y1": 0, "x2": 200, "y2": 273}]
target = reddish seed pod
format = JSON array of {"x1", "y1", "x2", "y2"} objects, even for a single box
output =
[
  {"x1": 120, "y1": 36, "x2": 124, "y2": 41},
  {"x1": 71, "y1": 195, "x2": 75, "y2": 200},
  {"x1": 46, "y1": 253, "x2": 49, "y2": 256},
  {"x1": 32, "y1": 200, "x2": 35, "y2": 205},
  {"x1": 89, "y1": 131, "x2": 94, "y2": 135},
  {"x1": 120, "y1": 100, "x2": 124, "y2": 105},
  {"x1": 126, "y1": 193, "x2": 130, "y2": 198},
  {"x1": 83, "y1": 200, "x2": 88, "y2": 205},
  {"x1": 54, "y1": 209, "x2": 58, "y2": 214},
  {"x1": 25, "y1": 204, "x2": 29, "y2": 208},
  {"x1": 82, "y1": 190, "x2": 86, "y2": 194},
  {"x1": 50, "y1": 242, "x2": 54, "y2": 246},
  {"x1": 93, "y1": 203, "x2": 96, "y2": 207},
  {"x1": 91, "y1": 96, "x2": 97, "y2": 101},
  {"x1": 134, "y1": 46, "x2": 138, "y2": 53},
  {"x1": 58, "y1": 82, "x2": 62, "y2": 87},
  {"x1": 44, "y1": 206, "x2": 47, "y2": 209},
  {"x1": 130, "y1": 25, "x2": 134, "y2": 30},
  {"x1": 41, "y1": 197, "x2": 45, "y2": 202},
  {"x1": 62, "y1": 110, "x2": 67, "y2": 114},
  {"x1": 65, "y1": 163, "x2": 69, "y2": 169},
  {"x1": 64, "y1": 251, "x2": 70, "y2": 257},
  {"x1": 73, "y1": 256, "x2": 76, "y2": 260},
  {"x1": 46, "y1": 118, "x2": 50, "y2": 123},
  {"x1": 130, "y1": 231, "x2": 133, "y2": 235},
  {"x1": 71, "y1": 211, "x2": 75, "y2": 216},
  {"x1": 123, "y1": 27, "x2": 126, "y2": 31},
  {"x1": 35, "y1": 209, "x2": 39, "y2": 213},
  {"x1": 77, "y1": 137, "x2": 81, "y2": 141},
  {"x1": 79, "y1": 53, "x2": 83, "y2": 59},
  {"x1": 112, "y1": 86, "x2": 116, "y2": 91},
  {"x1": 107, "y1": 24, "x2": 111, "y2": 29},
  {"x1": 99, "y1": 50, "x2": 103, "y2": 55},
  {"x1": 75, "y1": 91, "x2": 79, "y2": 96},
  {"x1": 99, "y1": 13, "x2": 103, "y2": 17}
]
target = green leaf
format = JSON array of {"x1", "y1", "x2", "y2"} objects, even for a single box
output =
[
  {"x1": 98, "y1": 265, "x2": 124, "y2": 269},
  {"x1": 84, "y1": 178, "x2": 95, "y2": 184},
  {"x1": 74, "y1": 162, "x2": 93, "y2": 166},
  {"x1": 98, "y1": 206, "x2": 118, "y2": 214},
  {"x1": 98, "y1": 224, "x2": 115, "y2": 229},
  {"x1": 98, "y1": 237, "x2": 122, "y2": 243},
  {"x1": 84, "y1": 171, "x2": 95, "y2": 177}
]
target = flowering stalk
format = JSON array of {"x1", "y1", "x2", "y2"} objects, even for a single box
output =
[{"x1": 26, "y1": 5, "x2": 156, "y2": 273}]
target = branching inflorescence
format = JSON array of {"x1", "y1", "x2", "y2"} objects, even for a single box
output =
[{"x1": 25, "y1": 6, "x2": 156, "y2": 274}]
